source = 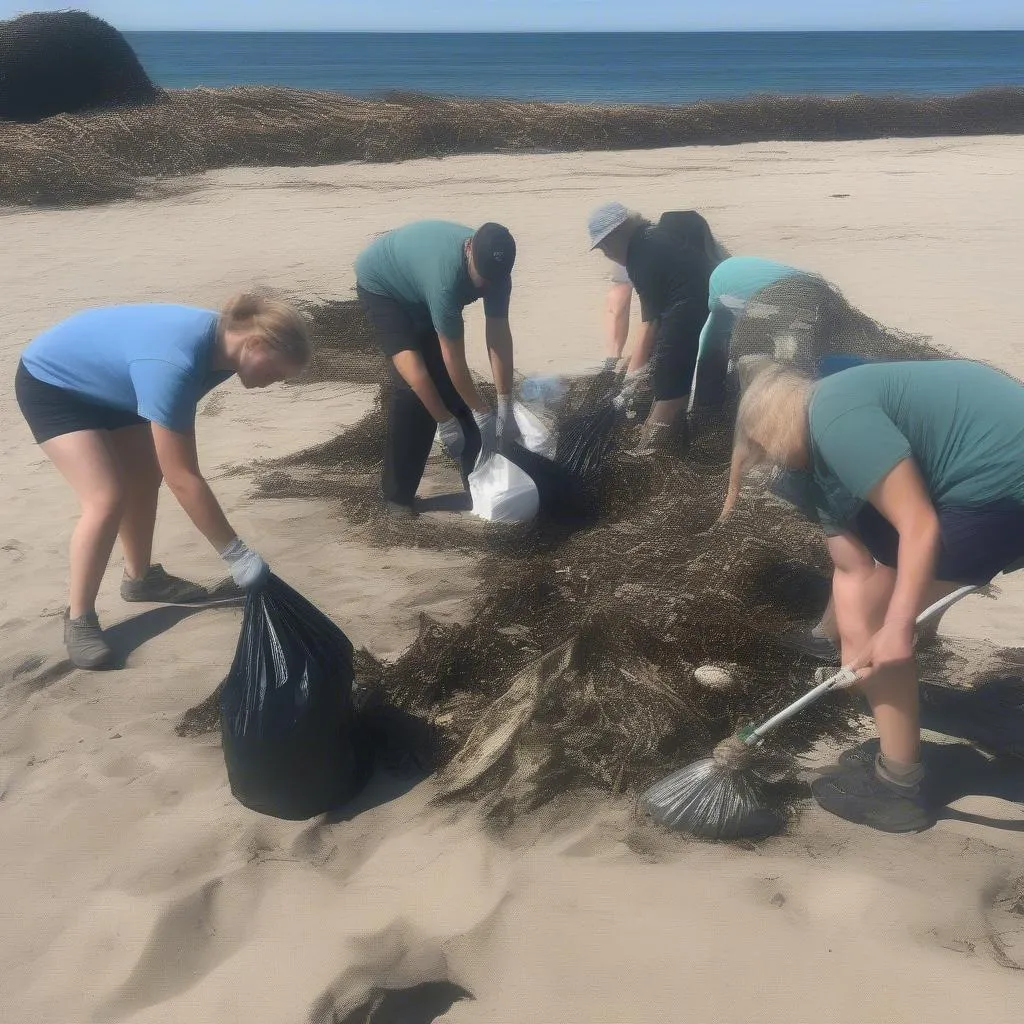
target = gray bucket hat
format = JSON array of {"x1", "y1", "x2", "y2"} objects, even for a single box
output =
[{"x1": 587, "y1": 201, "x2": 632, "y2": 250}]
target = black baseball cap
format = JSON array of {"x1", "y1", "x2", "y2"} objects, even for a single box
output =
[{"x1": 471, "y1": 222, "x2": 516, "y2": 283}]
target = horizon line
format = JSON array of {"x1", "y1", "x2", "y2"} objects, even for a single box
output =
[{"x1": 119, "y1": 26, "x2": 1024, "y2": 34}]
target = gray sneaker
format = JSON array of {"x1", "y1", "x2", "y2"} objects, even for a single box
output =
[
  {"x1": 780, "y1": 628, "x2": 840, "y2": 663},
  {"x1": 120, "y1": 564, "x2": 211, "y2": 605},
  {"x1": 64, "y1": 610, "x2": 113, "y2": 670}
]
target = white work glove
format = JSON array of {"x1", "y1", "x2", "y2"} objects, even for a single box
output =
[
  {"x1": 495, "y1": 395, "x2": 522, "y2": 453},
  {"x1": 436, "y1": 416, "x2": 466, "y2": 460},
  {"x1": 613, "y1": 363, "x2": 651, "y2": 412},
  {"x1": 602, "y1": 355, "x2": 622, "y2": 374},
  {"x1": 813, "y1": 666, "x2": 860, "y2": 691},
  {"x1": 219, "y1": 537, "x2": 270, "y2": 590},
  {"x1": 473, "y1": 407, "x2": 497, "y2": 464}
]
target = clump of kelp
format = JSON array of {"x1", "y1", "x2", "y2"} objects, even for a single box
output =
[{"x1": 3, "y1": 83, "x2": 1024, "y2": 207}]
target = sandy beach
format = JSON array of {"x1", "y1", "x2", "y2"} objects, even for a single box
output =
[{"x1": 2, "y1": 134, "x2": 1024, "y2": 1023}]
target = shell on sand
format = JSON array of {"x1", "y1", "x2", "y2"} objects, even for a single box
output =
[
  {"x1": 435, "y1": 640, "x2": 576, "y2": 797},
  {"x1": 694, "y1": 664, "x2": 737, "y2": 691}
]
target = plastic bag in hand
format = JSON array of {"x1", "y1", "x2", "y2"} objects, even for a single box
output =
[
  {"x1": 468, "y1": 452, "x2": 540, "y2": 523},
  {"x1": 512, "y1": 401, "x2": 557, "y2": 459},
  {"x1": 219, "y1": 573, "x2": 370, "y2": 820}
]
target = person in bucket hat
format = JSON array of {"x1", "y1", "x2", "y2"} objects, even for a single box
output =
[{"x1": 588, "y1": 201, "x2": 728, "y2": 450}]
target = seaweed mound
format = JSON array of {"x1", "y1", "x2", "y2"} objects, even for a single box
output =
[
  {"x1": 2, "y1": 85, "x2": 1024, "y2": 208},
  {"x1": 186, "y1": 288, "x2": 1020, "y2": 833},
  {"x1": 0, "y1": 10, "x2": 160, "y2": 123},
  {"x1": 728, "y1": 272, "x2": 950, "y2": 372}
]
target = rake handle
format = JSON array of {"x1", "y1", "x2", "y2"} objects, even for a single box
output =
[{"x1": 744, "y1": 584, "x2": 980, "y2": 746}]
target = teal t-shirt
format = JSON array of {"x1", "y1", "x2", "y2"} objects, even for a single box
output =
[
  {"x1": 354, "y1": 220, "x2": 512, "y2": 340},
  {"x1": 21, "y1": 304, "x2": 234, "y2": 434},
  {"x1": 806, "y1": 359, "x2": 1024, "y2": 530},
  {"x1": 700, "y1": 256, "x2": 803, "y2": 352}
]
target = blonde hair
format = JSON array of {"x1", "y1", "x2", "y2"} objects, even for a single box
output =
[
  {"x1": 220, "y1": 293, "x2": 311, "y2": 367},
  {"x1": 721, "y1": 361, "x2": 813, "y2": 519}
]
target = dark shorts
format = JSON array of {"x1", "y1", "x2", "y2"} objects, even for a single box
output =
[
  {"x1": 356, "y1": 284, "x2": 433, "y2": 359},
  {"x1": 853, "y1": 499, "x2": 1024, "y2": 585},
  {"x1": 651, "y1": 301, "x2": 707, "y2": 402},
  {"x1": 15, "y1": 360, "x2": 146, "y2": 444}
]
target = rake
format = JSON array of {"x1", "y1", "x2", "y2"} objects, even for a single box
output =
[{"x1": 640, "y1": 583, "x2": 981, "y2": 840}]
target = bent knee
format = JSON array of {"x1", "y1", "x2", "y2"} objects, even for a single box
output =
[{"x1": 81, "y1": 486, "x2": 125, "y2": 523}]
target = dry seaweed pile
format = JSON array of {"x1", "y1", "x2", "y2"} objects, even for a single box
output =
[
  {"x1": 220, "y1": 284, "x2": 977, "y2": 829},
  {"x1": 3, "y1": 83, "x2": 1024, "y2": 207},
  {"x1": 728, "y1": 272, "x2": 951, "y2": 371},
  {"x1": 293, "y1": 297, "x2": 386, "y2": 387},
  {"x1": 356, "y1": 464, "x2": 854, "y2": 827},
  {"x1": 0, "y1": 11, "x2": 159, "y2": 124}
]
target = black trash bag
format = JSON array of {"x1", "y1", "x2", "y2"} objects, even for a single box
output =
[
  {"x1": 219, "y1": 573, "x2": 371, "y2": 820},
  {"x1": 502, "y1": 440, "x2": 592, "y2": 524}
]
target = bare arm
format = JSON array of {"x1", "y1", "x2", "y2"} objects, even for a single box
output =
[
  {"x1": 627, "y1": 319, "x2": 658, "y2": 374},
  {"x1": 439, "y1": 333, "x2": 488, "y2": 413},
  {"x1": 150, "y1": 423, "x2": 237, "y2": 551},
  {"x1": 390, "y1": 350, "x2": 452, "y2": 422},
  {"x1": 484, "y1": 316, "x2": 514, "y2": 398},
  {"x1": 867, "y1": 457, "x2": 941, "y2": 632},
  {"x1": 605, "y1": 283, "x2": 633, "y2": 360}
]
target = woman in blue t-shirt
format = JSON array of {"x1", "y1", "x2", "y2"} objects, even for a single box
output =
[{"x1": 15, "y1": 293, "x2": 311, "y2": 670}]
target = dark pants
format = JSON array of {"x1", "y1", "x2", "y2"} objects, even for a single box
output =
[
  {"x1": 653, "y1": 300, "x2": 721, "y2": 403},
  {"x1": 357, "y1": 286, "x2": 481, "y2": 507}
]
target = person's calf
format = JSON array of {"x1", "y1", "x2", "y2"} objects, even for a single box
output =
[{"x1": 68, "y1": 499, "x2": 124, "y2": 618}]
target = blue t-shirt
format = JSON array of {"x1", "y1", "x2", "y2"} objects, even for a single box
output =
[{"x1": 21, "y1": 304, "x2": 234, "y2": 433}]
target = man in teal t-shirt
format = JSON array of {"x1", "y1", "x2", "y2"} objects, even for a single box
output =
[{"x1": 355, "y1": 219, "x2": 520, "y2": 516}]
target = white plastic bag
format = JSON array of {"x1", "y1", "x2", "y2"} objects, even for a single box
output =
[
  {"x1": 512, "y1": 402, "x2": 557, "y2": 459},
  {"x1": 468, "y1": 453, "x2": 540, "y2": 524}
]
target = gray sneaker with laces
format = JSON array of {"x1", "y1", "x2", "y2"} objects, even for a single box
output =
[
  {"x1": 120, "y1": 564, "x2": 212, "y2": 605},
  {"x1": 64, "y1": 610, "x2": 113, "y2": 670}
]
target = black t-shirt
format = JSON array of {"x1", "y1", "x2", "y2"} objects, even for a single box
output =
[{"x1": 625, "y1": 223, "x2": 711, "y2": 324}]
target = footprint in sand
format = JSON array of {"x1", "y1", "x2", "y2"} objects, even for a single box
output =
[
  {"x1": 308, "y1": 922, "x2": 475, "y2": 1024},
  {"x1": 324, "y1": 980, "x2": 474, "y2": 1024},
  {"x1": 92, "y1": 870, "x2": 262, "y2": 1023},
  {"x1": 3, "y1": 651, "x2": 75, "y2": 693},
  {"x1": 1, "y1": 539, "x2": 26, "y2": 563}
]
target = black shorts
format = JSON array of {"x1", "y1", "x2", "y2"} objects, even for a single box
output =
[
  {"x1": 15, "y1": 360, "x2": 147, "y2": 444},
  {"x1": 356, "y1": 285, "x2": 435, "y2": 359},
  {"x1": 651, "y1": 301, "x2": 707, "y2": 402},
  {"x1": 853, "y1": 499, "x2": 1024, "y2": 585}
]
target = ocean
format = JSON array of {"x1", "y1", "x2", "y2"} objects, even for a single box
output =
[{"x1": 123, "y1": 31, "x2": 1024, "y2": 104}]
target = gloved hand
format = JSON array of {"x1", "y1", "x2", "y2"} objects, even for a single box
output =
[
  {"x1": 436, "y1": 416, "x2": 466, "y2": 460},
  {"x1": 473, "y1": 407, "x2": 497, "y2": 464},
  {"x1": 602, "y1": 355, "x2": 623, "y2": 374},
  {"x1": 612, "y1": 363, "x2": 651, "y2": 414},
  {"x1": 219, "y1": 537, "x2": 270, "y2": 590},
  {"x1": 495, "y1": 395, "x2": 522, "y2": 453}
]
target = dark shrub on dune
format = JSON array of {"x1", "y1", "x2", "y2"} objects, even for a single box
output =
[{"x1": 0, "y1": 10, "x2": 159, "y2": 123}]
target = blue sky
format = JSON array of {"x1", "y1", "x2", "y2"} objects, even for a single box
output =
[{"x1": 2, "y1": 0, "x2": 1023, "y2": 31}]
